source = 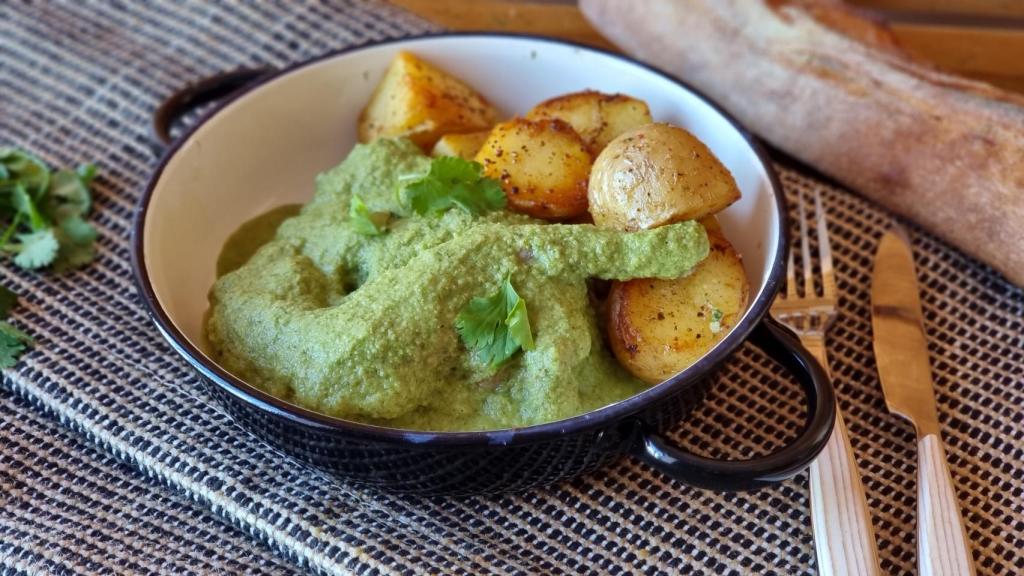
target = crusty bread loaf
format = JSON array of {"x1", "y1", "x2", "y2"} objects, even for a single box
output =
[{"x1": 582, "y1": 0, "x2": 1024, "y2": 286}]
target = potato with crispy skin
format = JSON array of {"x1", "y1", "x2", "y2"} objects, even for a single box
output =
[
  {"x1": 430, "y1": 130, "x2": 491, "y2": 160},
  {"x1": 358, "y1": 52, "x2": 498, "y2": 149},
  {"x1": 475, "y1": 118, "x2": 592, "y2": 220},
  {"x1": 526, "y1": 90, "x2": 653, "y2": 155},
  {"x1": 606, "y1": 219, "x2": 748, "y2": 383},
  {"x1": 588, "y1": 123, "x2": 740, "y2": 231}
]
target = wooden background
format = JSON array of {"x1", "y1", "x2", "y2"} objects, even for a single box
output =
[{"x1": 392, "y1": 0, "x2": 1024, "y2": 94}]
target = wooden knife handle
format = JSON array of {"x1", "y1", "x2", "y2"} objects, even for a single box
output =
[
  {"x1": 809, "y1": 410, "x2": 882, "y2": 576},
  {"x1": 918, "y1": 434, "x2": 976, "y2": 576}
]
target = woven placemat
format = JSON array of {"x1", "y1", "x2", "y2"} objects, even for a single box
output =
[
  {"x1": 1, "y1": 1, "x2": 1022, "y2": 574},
  {"x1": 0, "y1": 388, "x2": 294, "y2": 575}
]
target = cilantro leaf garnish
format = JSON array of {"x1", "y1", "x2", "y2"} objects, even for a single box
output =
[
  {"x1": 455, "y1": 276, "x2": 534, "y2": 369},
  {"x1": 0, "y1": 148, "x2": 50, "y2": 197},
  {"x1": 403, "y1": 156, "x2": 505, "y2": 217},
  {"x1": 13, "y1": 230, "x2": 60, "y2": 269},
  {"x1": 76, "y1": 163, "x2": 97, "y2": 186},
  {"x1": 53, "y1": 216, "x2": 98, "y2": 272},
  {"x1": 0, "y1": 149, "x2": 100, "y2": 368},
  {"x1": 44, "y1": 168, "x2": 92, "y2": 222},
  {"x1": 505, "y1": 295, "x2": 534, "y2": 351},
  {"x1": 0, "y1": 329, "x2": 30, "y2": 368},
  {"x1": 0, "y1": 286, "x2": 31, "y2": 368},
  {"x1": 0, "y1": 286, "x2": 18, "y2": 318},
  {"x1": 12, "y1": 184, "x2": 47, "y2": 231},
  {"x1": 349, "y1": 194, "x2": 389, "y2": 236},
  {"x1": 0, "y1": 148, "x2": 99, "y2": 271}
]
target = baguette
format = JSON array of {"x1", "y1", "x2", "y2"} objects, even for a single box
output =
[{"x1": 581, "y1": 0, "x2": 1024, "y2": 286}]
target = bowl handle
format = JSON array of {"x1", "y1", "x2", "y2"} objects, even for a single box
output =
[
  {"x1": 151, "y1": 67, "x2": 277, "y2": 152},
  {"x1": 629, "y1": 316, "x2": 836, "y2": 491}
]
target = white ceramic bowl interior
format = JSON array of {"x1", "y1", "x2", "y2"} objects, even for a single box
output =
[{"x1": 143, "y1": 35, "x2": 781, "y2": 365}]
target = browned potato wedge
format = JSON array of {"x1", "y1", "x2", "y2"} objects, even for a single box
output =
[
  {"x1": 475, "y1": 118, "x2": 592, "y2": 220},
  {"x1": 607, "y1": 222, "x2": 749, "y2": 383},
  {"x1": 431, "y1": 130, "x2": 491, "y2": 160},
  {"x1": 597, "y1": 96, "x2": 655, "y2": 152},
  {"x1": 588, "y1": 123, "x2": 741, "y2": 231},
  {"x1": 358, "y1": 52, "x2": 498, "y2": 149},
  {"x1": 699, "y1": 214, "x2": 723, "y2": 238},
  {"x1": 526, "y1": 90, "x2": 653, "y2": 155}
]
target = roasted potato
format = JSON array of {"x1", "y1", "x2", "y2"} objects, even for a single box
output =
[
  {"x1": 475, "y1": 118, "x2": 592, "y2": 220},
  {"x1": 431, "y1": 130, "x2": 491, "y2": 160},
  {"x1": 526, "y1": 90, "x2": 653, "y2": 155},
  {"x1": 699, "y1": 214, "x2": 724, "y2": 238},
  {"x1": 606, "y1": 220, "x2": 749, "y2": 383},
  {"x1": 588, "y1": 123, "x2": 741, "y2": 231},
  {"x1": 358, "y1": 52, "x2": 498, "y2": 149}
]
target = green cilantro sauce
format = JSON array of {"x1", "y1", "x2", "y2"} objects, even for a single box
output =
[{"x1": 206, "y1": 138, "x2": 709, "y2": 431}]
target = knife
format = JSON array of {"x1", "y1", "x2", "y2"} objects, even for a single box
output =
[{"x1": 871, "y1": 225, "x2": 976, "y2": 576}]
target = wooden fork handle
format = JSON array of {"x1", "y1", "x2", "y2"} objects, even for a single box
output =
[
  {"x1": 918, "y1": 434, "x2": 976, "y2": 576},
  {"x1": 809, "y1": 410, "x2": 883, "y2": 576},
  {"x1": 801, "y1": 338, "x2": 882, "y2": 576}
]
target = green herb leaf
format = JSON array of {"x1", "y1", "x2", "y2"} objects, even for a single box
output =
[
  {"x1": 403, "y1": 157, "x2": 505, "y2": 217},
  {"x1": 0, "y1": 286, "x2": 18, "y2": 319},
  {"x1": 709, "y1": 306, "x2": 724, "y2": 334},
  {"x1": 12, "y1": 184, "x2": 49, "y2": 231},
  {"x1": 0, "y1": 321, "x2": 32, "y2": 368},
  {"x1": 44, "y1": 168, "x2": 92, "y2": 222},
  {"x1": 349, "y1": 195, "x2": 389, "y2": 236},
  {"x1": 0, "y1": 213, "x2": 22, "y2": 249},
  {"x1": 0, "y1": 148, "x2": 50, "y2": 197},
  {"x1": 13, "y1": 229, "x2": 59, "y2": 269},
  {"x1": 52, "y1": 216, "x2": 98, "y2": 272},
  {"x1": 0, "y1": 148, "x2": 99, "y2": 271},
  {"x1": 505, "y1": 295, "x2": 534, "y2": 351},
  {"x1": 76, "y1": 163, "x2": 97, "y2": 186},
  {"x1": 456, "y1": 276, "x2": 534, "y2": 369}
]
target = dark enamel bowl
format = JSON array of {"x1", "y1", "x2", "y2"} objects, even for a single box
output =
[{"x1": 133, "y1": 33, "x2": 834, "y2": 495}]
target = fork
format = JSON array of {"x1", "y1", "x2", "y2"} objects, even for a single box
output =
[{"x1": 772, "y1": 189, "x2": 882, "y2": 576}]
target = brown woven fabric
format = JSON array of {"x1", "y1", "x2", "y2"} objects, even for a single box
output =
[{"x1": 1, "y1": 1, "x2": 1021, "y2": 574}]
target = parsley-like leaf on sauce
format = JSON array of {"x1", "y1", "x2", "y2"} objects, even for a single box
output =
[
  {"x1": 0, "y1": 286, "x2": 31, "y2": 368},
  {"x1": 0, "y1": 148, "x2": 99, "y2": 271},
  {"x1": 349, "y1": 194, "x2": 389, "y2": 236},
  {"x1": 403, "y1": 156, "x2": 506, "y2": 217},
  {"x1": 455, "y1": 276, "x2": 534, "y2": 369}
]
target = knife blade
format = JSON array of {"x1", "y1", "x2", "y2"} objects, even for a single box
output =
[
  {"x1": 871, "y1": 224, "x2": 976, "y2": 576},
  {"x1": 870, "y1": 224, "x2": 940, "y2": 436}
]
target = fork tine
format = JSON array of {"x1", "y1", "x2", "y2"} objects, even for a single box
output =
[
  {"x1": 798, "y1": 188, "x2": 815, "y2": 297},
  {"x1": 814, "y1": 189, "x2": 838, "y2": 299}
]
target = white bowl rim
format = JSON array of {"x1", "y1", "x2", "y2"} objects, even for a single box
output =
[{"x1": 131, "y1": 32, "x2": 788, "y2": 445}]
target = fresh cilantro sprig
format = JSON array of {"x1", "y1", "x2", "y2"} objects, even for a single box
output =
[
  {"x1": 349, "y1": 195, "x2": 389, "y2": 236},
  {"x1": 0, "y1": 286, "x2": 32, "y2": 368},
  {"x1": 455, "y1": 276, "x2": 534, "y2": 369},
  {"x1": 0, "y1": 148, "x2": 99, "y2": 271},
  {"x1": 402, "y1": 156, "x2": 505, "y2": 217}
]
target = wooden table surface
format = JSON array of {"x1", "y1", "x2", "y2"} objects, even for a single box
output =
[{"x1": 392, "y1": 0, "x2": 1024, "y2": 94}]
